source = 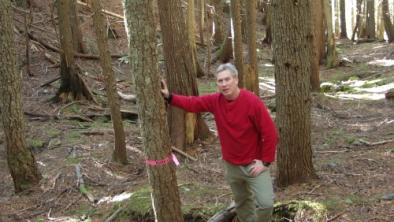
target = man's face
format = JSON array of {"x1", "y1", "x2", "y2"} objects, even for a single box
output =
[{"x1": 216, "y1": 70, "x2": 239, "y2": 99}]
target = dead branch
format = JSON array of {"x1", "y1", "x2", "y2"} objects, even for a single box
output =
[
  {"x1": 19, "y1": 28, "x2": 123, "y2": 59},
  {"x1": 104, "y1": 207, "x2": 123, "y2": 222},
  {"x1": 77, "y1": 1, "x2": 124, "y2": 20},
  {"x1": 44, "y1": 52, "x2": 60, "y2": 64},
  {"x1": 126, "y1": 145, "x2": 144, "y2": 156},
  {"x1": 327, "y1": 210, "x2": 347, "y2": 222},
  {"x1": 117, "y1": 91, "x2": 137, "y2": 103},
  {"x1": 358, "y1": 139, "x2": 394, "y2": 146},
  {"x1": 40, "y1": 76, "x2": 61, "y2": 87},
  {"x1": 171, "y1": 146, "x2": 197, "y2": 161}
]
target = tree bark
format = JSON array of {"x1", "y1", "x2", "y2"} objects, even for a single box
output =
[
  {"x1": 70, "y1": 0, "x2": 85, "y2": 53},
  {"x1": 212, "y1": 0, "x2": 225, "y2": 45},
  {"x1": 334, "y1": 0, "x2": 340, "y2": 37},
  {"x1": 262, "y1": 1, "x2": 272, "y2": 44},
  {"x1": 366, "y1": 0, "x2": 376, "y2": 39},
  {"x1": 158, "y1": 0, "x2": 211, "y2": 150},
  {"x1": 377, "y1": 0, "x2": 385, "y2": 40},
  {"x1": 198, "y1": 0, "x2": 205, "y2": 45},
  {"x1": 123, "y1": 0, "x2": 184, "y2": 221},
  {"x1": 91, "y1": 0, "x2": 127, "y2": 164},
  {"x1": 324, "y1": 0, "x2": 338, "y2": 68},
  {"x1": 186, "y1": 0, "x2": 205, "y2": 78},
  {"x1": 382, "y1": 0, "x2": 394, "y2": 42},
  {"x1": 230, "y1": 0, "x2": 244, "y2": 87},
  {"x1": 0, "y1": 0, "x2": 41, "y2": 193},
  {"x1": 55, "y1": 0, "x2": 95, "y2": 102},
  {"x1": 352, "y1": 0, "x2": 363, "y2": 41},
  {"x1": 272, "y1": 0, "x2": 317, "y2": 187},
  {"x1": 340, "y1": 0, "x2": 348, "y2": 38},
  {"x1": 311, "y1": 0, "x2": 324, "y2": 92},
  {"x1": 245, "y1": 0, "x2": 258, "y2": 95}
]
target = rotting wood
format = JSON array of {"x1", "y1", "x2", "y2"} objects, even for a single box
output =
[
  {"x1": 117, "y1": 91, "x2": 137, "y2": 103},
  {"x1": 207, "y1": 202, "x2": 236, "y2": 222}
]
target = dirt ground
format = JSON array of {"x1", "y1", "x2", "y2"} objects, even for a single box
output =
[{"x1": 0, "y1": 1, "x2": 393, "y2": 222}]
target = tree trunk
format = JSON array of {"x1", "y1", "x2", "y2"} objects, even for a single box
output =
[
  {"x1": 55, "y1": 0, "x2": 95, "y2": 102},
  {"x1": 340, "y1": 0, "x2": 348, "y2": 38},
  {"x1": 377, "y1": 0, "x2": 385, "y2": 40},
  {"x1": 186, "y1": 0, "x2": 205, "y2": 78},
  {"x1": 352, "y1": 0, "x2": 363, "y2": 41},
  {"x1": 244, "y1": 0, "x2": 258, "y2": 95},
  {"x1": 198, "y1": 0, "x2": 205, "y2": 45},
  {"x1": 123, "y1": 0, "x2": 184, "y2": 221},
  {"x1": 69, "y1": 0, "x2": 85, "y2": 53},
  {"x1": 158, "y1": 0, "x2": 211, "y2": 150},
  {"x1": 311, "y1": 0, "x2": 324, "y2": 92},
  {"x1": 272, "y1": 0, "x2": 317, "y2": 187},
  {"x1": 0, "y1": 0, "x2": 41, "y2": 193},
  {"x1": 366, "y1": 0, "x2": 376, "y2": 39},
  {"x1": 230, "y1": 0, "x2": 244, "y2": 87},
  {"x1": 240, "y1": 0, "x2": 248, "y2": 43},
  {"x1": 324, "y1": 0, "x2": 338, "y2": 68},
  {"x1": 334, "y1": 0, "x2": 340, "y2": 37},
  {"x1": 91, "y1": 0, "x2": 127, "y2": 164},
  {"x1": 212, "y1": 0, "x2": 225, "y2": 45},
  {"x1": 262, "y1": 1, "x2": 272, "y2": 44},
  {"x1": 219, "y1": 25, "x2": 233, "y2": 63},
  {"x1": 382, "y1": 0, "x2": 394, "y2": 42}
]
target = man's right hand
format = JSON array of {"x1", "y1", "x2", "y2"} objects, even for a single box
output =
[{"x1": 160, "y1": 79, "x2": 170, "y2": 99}]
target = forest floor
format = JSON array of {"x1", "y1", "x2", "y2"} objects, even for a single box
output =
[{"x1": 0, "y1": 1, "x2": 394, "y2": 222}]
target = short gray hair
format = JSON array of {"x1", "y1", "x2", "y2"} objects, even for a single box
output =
[{"x1": 216, "y1": 63, "x2": 238, "y2": 78}]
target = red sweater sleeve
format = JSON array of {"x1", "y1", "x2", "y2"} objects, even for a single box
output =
[
  {"x1": 170, "y1": 94, "x2": 216, "y2": 113},
  {"x1": 253, "y1": 100, "x2": 278, "y2": 163}
]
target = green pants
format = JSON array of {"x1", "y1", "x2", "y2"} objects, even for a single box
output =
[{"x1": 224, "y1": 161, "x2": 274, "y2": 222}]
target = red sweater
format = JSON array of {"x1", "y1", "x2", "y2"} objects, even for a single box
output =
[{"x1": 171, "y1": 89, "x2": 278, "y2": 165}]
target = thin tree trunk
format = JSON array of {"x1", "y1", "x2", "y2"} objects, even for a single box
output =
[
  {"x1": 262, "y1": 1, "x2": 272, "y2": 44},
  {"x1": 218, "y1": 25, "x2": 233, "y2": 63},
  {"x1": 123, "y1": 0, "x2": 184, "y2": 221},
  {"x1": 311, "y1": 0, "x2": 324, "y2": 92},
  {"x1": 335, "y1": 0, "x2": 340, "y2": 36},
  {"x1": 352, "y1": 0, "x2": 363, "y2": 41},
  {"x1": 187, "y1": 0, "x2": 205, "y2": 78},
  {"x1": 0, "y1": 0, "x2": 41, "y2": 193},
  {"x1": 366, "y1": 0, "x2": 376, "y2": 39},
  {"x1": 230, "y1": 0, "x2": 244, "y2": 87},
  {"x1": 212, "y1": 0, "x2": 225, "y2": 45},
  {"x1": 340, "y1": 0, "x2": 348, "y2": 38},
  {"x1": 91, "y1": 0, "x2": 127, "y2": 164},
  {"x1": 70, "y1": 0, "x2": 85, "y2": 53},
  {"x1": 245, "y1": 0, "x2": 258, "y2": 95},
  {"x1": 324, "y1": 0, "x2": 338, "y2": 68},
  {"x1": 272, "y1": 0, "x2": 317, "y2": 188},
  {"x1": 377, "y1": 0, "x2": 385, "y2": 40},
  {"x1": 198, "y1": 0, "x2": 205, "y2": 44},
  {"x1": 382, "y1": 0, "x2": 394, "y2": 42},
  {"x1": 54, "y1": 0, "x2": 95, "y2": 102}
]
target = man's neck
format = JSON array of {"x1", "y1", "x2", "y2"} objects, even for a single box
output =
[{"x1": 224, "y1": 88, "x2": 241, "y2": 101}]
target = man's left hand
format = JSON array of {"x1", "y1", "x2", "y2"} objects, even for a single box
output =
[{"x1": 249, "y1": 159, "x2": 268, "y2": 177}]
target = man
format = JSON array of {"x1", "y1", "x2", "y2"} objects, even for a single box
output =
[{"x1": 161, "y1": 63, "x2": 277, "y2": 222}]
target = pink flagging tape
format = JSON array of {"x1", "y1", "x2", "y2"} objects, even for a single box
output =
[{"x1": 145, "y1": 153, "x2": 180, "y2": 167}]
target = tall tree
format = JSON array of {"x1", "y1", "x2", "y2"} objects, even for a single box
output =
[
  {"x1": 377, "y1": 0, "x2": 385, "y2": 40},
  {"x1": 0, "y1": 0, "x2": 41, "y2": 192},
  {"x1": 261, "y1": 1, "x2": 272, "y2": 44},
  {"x1": 212, "y1": 0, "x2": 225, "y2": 45},
  {"x1": 324, "y1": 0, "x2": 338, "y2": 68},
  {"x1": 230, "y1": 0, "x2": 244, "y2": 87},
  {"x1": 244, "y1": 0, "x2": 259, "y2": 95},
  {"x1": 366, "y1": 0, "x2": 376, "y2": 39},
  {"x1": 352, "y1": 0, "x2": 363, "y2": 41},
  {"x1": 311, "y1": 0, "x2": 324, "y2": 91},
  {"x1": 382, "y1": 0, "x2": 394, "y2": 42},
  {"x1": 334, "y1": 0, "x2": 340, "y2": 36},
  {"x1": 158, "y1": 0, "x2": 211, "y2": 150},
  {"x1": 186, "y1": 0, "x2": 205, "y2": 78},
  {"x1": 272, "y1": 0, "x2": 317, "y2": 187},
  {"x1": 54, "y1": 0, "x2": 95, "y2": 102},
  {"x1": 123, "y1": 0, "x2": 184, "y2": 221},
  {"x1": 69, "y1": 0, "x2": 85, "y2": 53},
  {"x1": 340, "y1": 0, "x2": 348, "y2": 38},
  {"x1": 91, "y1": 0, "x2": 127, "y2": 164}
]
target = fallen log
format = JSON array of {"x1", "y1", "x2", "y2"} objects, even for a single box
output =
[{"x1": 207, "y1": 202, "x2": 236, "y2": 222}]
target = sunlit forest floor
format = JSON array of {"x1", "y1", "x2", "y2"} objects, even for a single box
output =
[{"x1": 0, "y1": 1, "x2": 393, "y2": 222}]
